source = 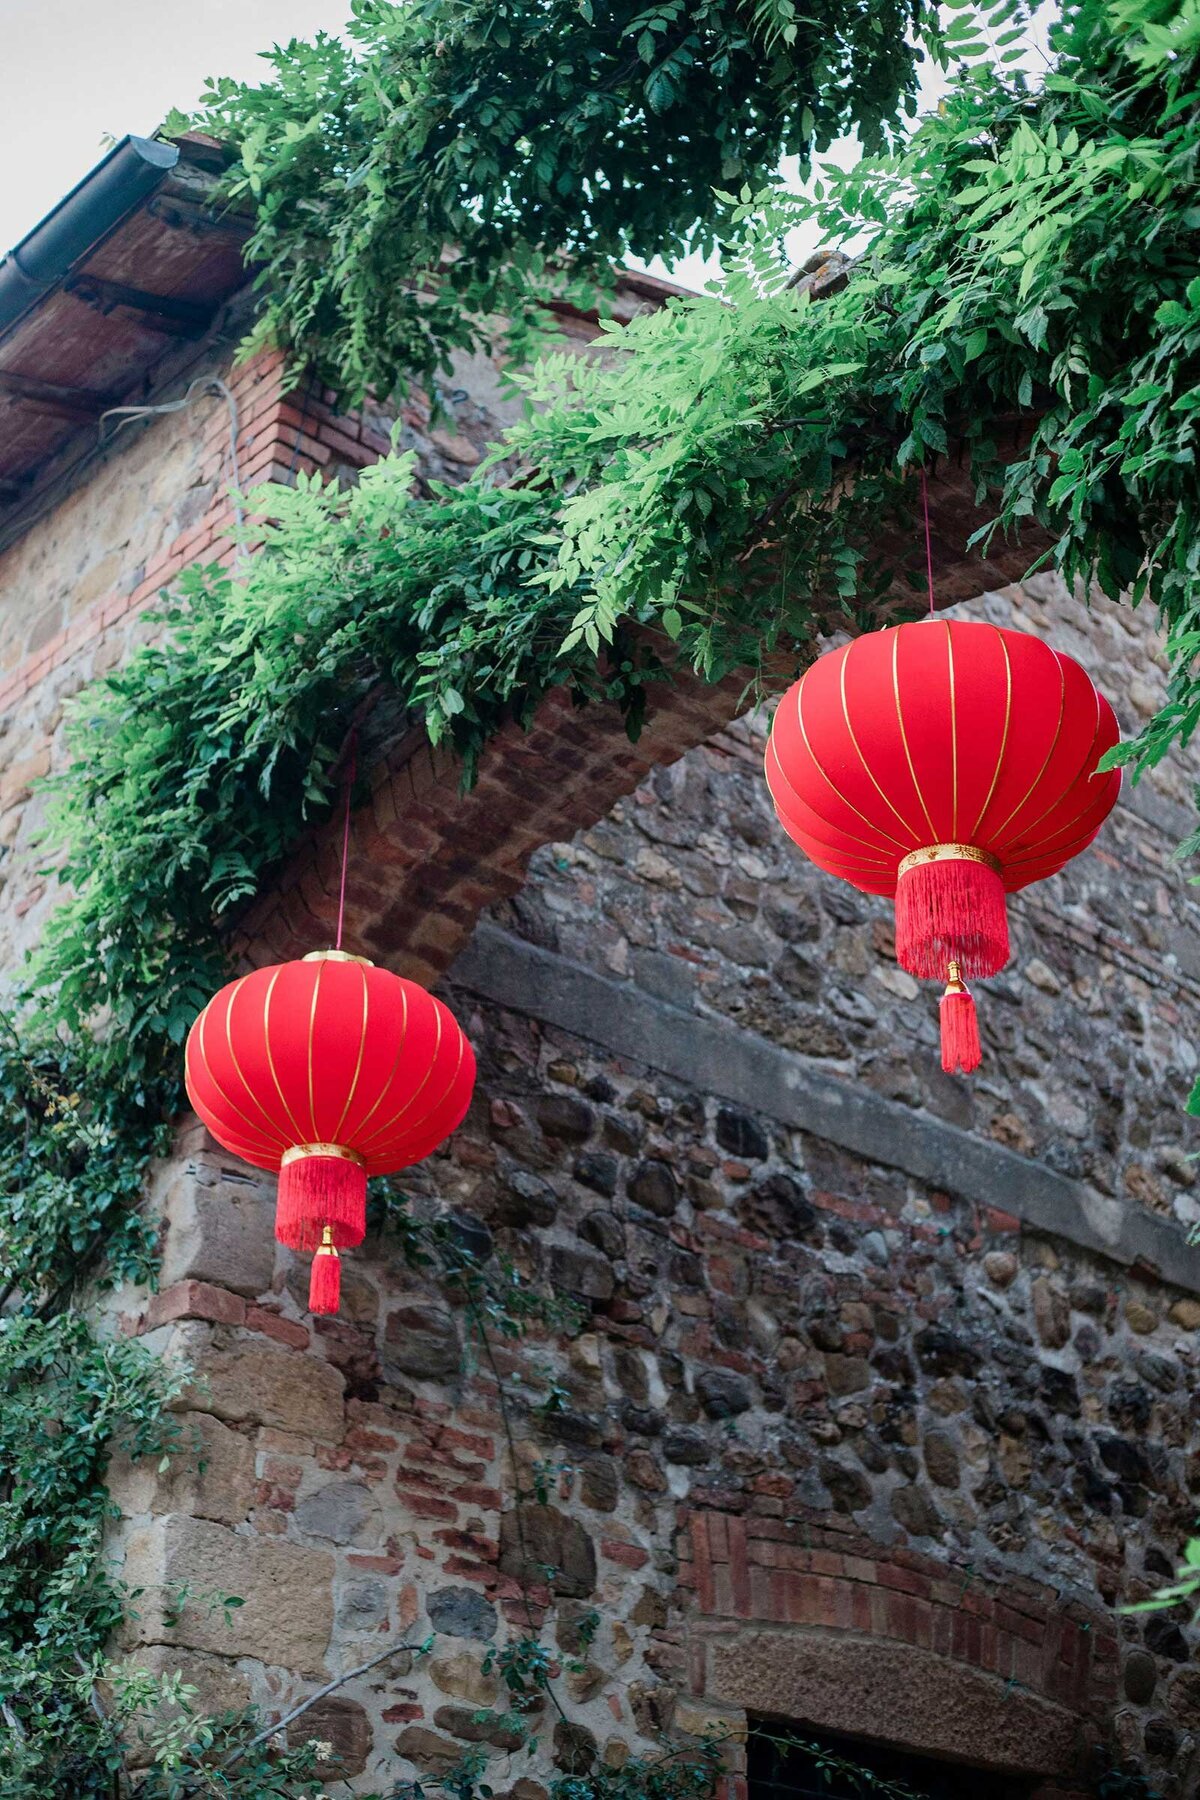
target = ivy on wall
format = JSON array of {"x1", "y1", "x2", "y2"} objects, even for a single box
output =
[{"x1": 4, "y1": 0, "x2": 1200, "y2": 1790}]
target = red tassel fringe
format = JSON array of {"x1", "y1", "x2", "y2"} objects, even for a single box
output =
[
  {"x1": 895, "y1": 857, "x2": 1009, "y2": 981},
  {"x1": 276, "y1": 1154, "x2": 367, "y2": 1251},
  {"x1": 940, "y1": 985, "x2": 982, "y2": 1075},
  {"x1": 309, "y1": 1247, "x2": 341, "y2": 1315}
]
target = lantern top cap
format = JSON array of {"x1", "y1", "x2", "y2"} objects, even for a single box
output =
[{"x1": 302, "y1": 949, "x2": 374, "y2": 966}]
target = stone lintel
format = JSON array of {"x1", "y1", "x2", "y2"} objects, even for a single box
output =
[
  {"x1": 452, "y1": 924, "x2": 1200, "y2": 1295},
  {"x1": 708, "y1": 1629, "x2": 1080, "y2": 1776}
]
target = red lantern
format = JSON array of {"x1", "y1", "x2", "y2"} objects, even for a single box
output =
[
  {"x1": 185, "y1": 950, "x2": 476, "y2": 1314},
  {"x1": 765, "y1": 618, "x2": 1120, "y2": 1072}
]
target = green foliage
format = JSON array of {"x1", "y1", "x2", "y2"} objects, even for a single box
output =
[
  {"x1": 27, "y1": 279, "x2": 920, "y2": 1069},
  {"x1": 4, "y1": 0, "x2": 931, "y2": 1783},
  {"x1": 1094, "y1": 1771, "x2": 1164, "y2": 1800},
  {"x1": 174, "y1": 0, "x2": 941, "y2": 403},
  {"x1": 0, "y1": 1316, "x2": 179, "y2": 1656},
  {"x1": 0, "y1": 1314, "x2": 184, "y2": 1798},
  {"x1": 550, "y1": 1739, "x2": 727, "y2": 1800},
  {"x1": 0, "y1": 1023, "x2": 169, "y2": 1304},
  {"x1": 2, "y1": 1682, "x2": 329, "y2": 1800},
  {"x1": 1122, "y1": 1534, "x2": 1200, "y2": 1615},
  {"x1": 746, "y1": 1728, "x2": 929, "y2": 1800},
  {"x1": 8, "y1": 0, "x2": 1200, "y2": 1791},
  {"x1": 138, "y1": 0, "x2": 1200, "y2": 1127},
  {"x1": 0, "y1": 1017, "x2": 187, "y2": 1795},
  {"x1": 124, "y1": 1711, "x2": 326, "y2": 1800}
]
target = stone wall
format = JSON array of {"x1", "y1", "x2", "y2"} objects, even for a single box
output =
[
  {"x1": 104, "y1": 573, "x2": 1200, "y2": 1798},
  {"x1": 1, "y1": 285, "x2": 1198, "y2": 1797},
  {"x1": 480, "y1": 578, "x2": 1200, "y2": 1265}
]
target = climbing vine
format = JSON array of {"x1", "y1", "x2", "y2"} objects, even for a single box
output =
[
  {"x1": 40, "y1": 0, "x2": 1200, "y2": 1104},
  {"x1": 5, "y1": 0, "x2": 1200, "y2": 1791}
]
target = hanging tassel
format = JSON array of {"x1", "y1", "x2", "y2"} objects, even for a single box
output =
[
  {"x1": 308, "y1": 1227, "x2": 342, "y2": 1314},
  {"x1": 276, "y1": 1144, "x2": 367, "y2": 1251},
  {"x1": 895, "y1": 847, "x2": 1009, "y2": 981},
  {"x1": 939, "y1": 962, "x2": 981, "y2": 1074}
]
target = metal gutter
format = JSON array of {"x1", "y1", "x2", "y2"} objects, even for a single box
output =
[{"x1": 0, "y1": 135, "x2": 179, "y2": 343}]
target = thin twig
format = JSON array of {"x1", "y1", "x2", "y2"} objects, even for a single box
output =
[
  {"x1": 75, "y1": 1651, "x2": 108, "y2": 1723},
  {"x1": 463, "y1": 1292, "x2": 571, "y2": 1725},
  {"x1": 219, "y1": 1636, "x2": 422, "y2": 1772},
  {"x1": 736, "y1": 472, "x2": 810, "y2": 561}
]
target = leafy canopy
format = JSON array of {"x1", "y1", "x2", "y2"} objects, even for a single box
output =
[{"x1": 177, "y1": 0, "x2": 939, "y2": 402}]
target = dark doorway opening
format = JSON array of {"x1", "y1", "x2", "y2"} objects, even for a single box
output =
[{"x1": 747, "y1": 1719, "x2": 1038, "y2": 1800}]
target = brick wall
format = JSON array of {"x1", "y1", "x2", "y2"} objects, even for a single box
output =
[{"x1": 681, "y1": 1509, "x2": 1116, "y2": 1718}]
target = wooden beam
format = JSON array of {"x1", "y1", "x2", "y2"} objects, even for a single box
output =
[
  {"x1": 0, "y1": 369, "x2": 118, "y2": 424},
  {"x1": 65, "y1": 274, "x2": 214, "y2": 339},
  {"x1": 147, "y1": 193, "x2": 249, "y2": 243}
]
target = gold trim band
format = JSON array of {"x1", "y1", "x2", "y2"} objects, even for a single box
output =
[
  {"x1": 303, "y1": 949, "x2": 374, "y2": 966},
  {"x1": 281, "y1": 1142, "x2": 366, "y2": 1169},
  {"x1": 897, "y1": 843, "x2": 1002, "y2": 879}
]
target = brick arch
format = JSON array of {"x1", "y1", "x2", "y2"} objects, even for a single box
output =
[
  {"x1": 679, "y1": 1511, "x2": 1118, "y2": 1783},
  {"x1": 237, "y1": 463, "x2": 1050, "y2": 979}
]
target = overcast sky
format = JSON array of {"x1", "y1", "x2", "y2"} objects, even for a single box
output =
[
  {"x1": 0, "y1": 2, "x2": 1052, "y2": 291},
  {"x1": 0, "y1": 0, "x2": 352, "y2": 251}
]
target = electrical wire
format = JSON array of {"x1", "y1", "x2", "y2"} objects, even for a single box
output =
[{"x1": 98, "y1": 375, "x2": 246, "y2": 545}]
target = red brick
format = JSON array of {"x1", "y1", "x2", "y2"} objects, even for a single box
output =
[
  {"x1": 876, "y1": 1562, "x2": 932, "y2": 1600},
  {"x1": 690, "y1": 1514, "x2": 716, "y2": 1612},
  {"x1": 394, "y1": 1489, "x2": 457, "y2": 1521},
  {"x1": 344, "y1": 1426, "x2": 401, "y2": 1454},
  {"x1": 929, "y1": 1603, "x2": 954, "y2": 1659},
  {"x1": 441, "y1": 1556, "x2": 501, "y2": 1585},
  {"x1": 448, "y1": 1486, "x2": 508, "y2": 1526},
  {"x1": 255, "y1": 1481, "x2": 296, "y2": 1512},
  {"x1": 246, "y1": 1305, "x2": 310, "y2": 1349},
  {"x1": 995, "y1": 1600, "x2": 1045, "y2": 1645},
  {"x1": 434, "y1": 1528, "x2": 498, "y2": 1558},
  {"x1": 750, "y1": 1472, "x2": 793, "y2": 1499},
  {"x1": 727, "y1": 1515, "x2": 751, "y2": 1617},
  {"x1": 316, "y1": 1445, "x2": 356, "y2": 1472},
  {"x1": 601, "y1": 1539, "x2": 650, "y2": 1569},
  {"x1": 312, "y1": 422, "x2": 369, "y2": 465},
  {"x1": 146, "y1": 1280, "x2": 246, "y2": 1329},
  {"x1": 807, "y1": 1549, "x2": 845, "y2": 1579}
]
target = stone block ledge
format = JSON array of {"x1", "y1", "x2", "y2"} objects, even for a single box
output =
[
  {"x1": 452, "y1": 923, "x2": 1200, "y2": 1295},
  {"x1": 119, "y1": 1513, "x2": 334, "y2": 1670},
  {"x1": 130, "y1": 1279, "x2": 312, "y2": 1352}
]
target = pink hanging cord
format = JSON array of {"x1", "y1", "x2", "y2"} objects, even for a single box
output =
[
  {"x1": 334, "y1": 728, "x2": 359, "y2": 952},
  {"x1": 920, "y1": 465, "x2": 936, "y2": 618}
]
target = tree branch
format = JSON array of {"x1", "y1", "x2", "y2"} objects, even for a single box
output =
[{"x1": 219, "y1": 1636, "x2": 423, "y2": 1773}]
